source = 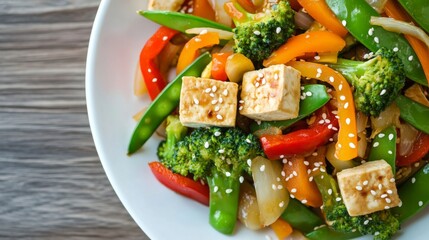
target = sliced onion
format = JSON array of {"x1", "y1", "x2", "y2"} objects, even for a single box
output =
[
  {"x1": 225, "y1": 53, "x2": 255, "y2": 83},
  {"x1": 158, "y1": 42, "x2": 182, "y2": 80},
  {"x1": 294, "y1": 10, "x2": 314, "y2": 30},
  {"x1": 185, "y1": 27, "x2": 234, "y2": 40},
  {"x1": 133, "y1": 62, "x2": 147, "y2": 97},
  {"x1": 238, "y1": 181, "x2": 264, "y2": 230},
  {"x1": 326, "y1": 143, "x2": 356, "y2": 171},
  {"x1": 251, "y1": 156, "x2": 289, "y2": 226},
  {"x1": 365, "y1": 0, "x2": 388, "y2": 13},
  {"x1": 404, "y1": 84, "x2": 429, "y2": 108},
  {"x1": 370, "y1": 103, "x2": 401, "y2": 138},
  {"x1": 398, "y1": 123, "x2": 419, "y2": 156},
  {"x1": 370, "y1": 16, "x2": 429, "y2": 48},
  {"x1": 209, "y1": 0, "x2": 233, "y2": 27},
  {"x1": 355, "y1": 111, "x2": 369, "y2": 158}
]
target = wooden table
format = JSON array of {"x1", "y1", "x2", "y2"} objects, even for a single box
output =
[{"x1": 0, "y1": 1, "x2": 148, "y2": 238}]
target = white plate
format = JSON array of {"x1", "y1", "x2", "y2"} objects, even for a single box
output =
[{"x1": 85, "y1": 0, "x2": 429, "y2": 239}]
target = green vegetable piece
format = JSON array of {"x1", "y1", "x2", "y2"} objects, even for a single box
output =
[
  {"x1": 250, "y1": 84, "x2": 330, "y2": 132},
  {"x1": 306, "y1": 226, "x2": 361, "y2": 240},
  {"x1": 392, "y1": 163, "x2": 429, "y2": 223},
  {"x1": 281, "y1": 198, "x2": 324, "y2": 234},
  {"x1": 207, "y1": 171, "x2": 240, "y2": 234},
  {"x1": 139, "y1": 10, "x2": 232, "y2": 33},
  {"x1": 368, "y1": 125, "x2": 397, "y2": 174},
  {"x1": 399, "y1": 0, "x2": 429, "y2": 33},
  {"x1": 329, "y1": 49, "x2": 405, "y2": 116},
  {"x1": 326, "y1": 0, "x2": 427, "y2": 86},
  {"x1": 395, "y1": 95, "x2": 429, "y2": 135},
  {"x1": 127, "y1": 53, "x2": 211, "y2": 154}
]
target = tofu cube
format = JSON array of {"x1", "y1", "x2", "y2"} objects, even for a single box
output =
[
  {"x1": 179, "y1": 77, "x2": 238, "y2": 128},
  {"x1": 239, "y1": 64, "x2": 301, "y2": 121},
  {"x1": 148, "y1": 0, "x2": 185, "y2": 11},
  {"x1": 337, "y1": 160, "x2": 400, "y2": 216}
]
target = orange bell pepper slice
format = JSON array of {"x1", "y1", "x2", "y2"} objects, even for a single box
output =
[
  {"x1": 288, "y1": 61, "x2": 358, "y2": 161},
  {"x1": 193, "y1": 0, "x2": 216, "y2": 21},
  {"x1": 297, "y1": 0, "x2": 348, "y2": 37},
  {"x1": 263, "y1": 31, "x2": 346, "y2": 67},
  {"x1": 384, "y1": 0, "x2": 429, "y2": 86},
  {"x1": 271, "y1": 218, "x2": 293, "y2": 239},
  {"x1": 176, "y1": 32, "x2": 219, "y2": 74}
]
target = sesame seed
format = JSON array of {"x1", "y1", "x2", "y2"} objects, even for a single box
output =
[
  {"x1": 216, "y1": 114, "x2": 223, "y2": 120},
  {"x1": 279, "y1": 201, "x2": 285, "y2": 207},
  {"x1": 211, "y1": 86, "x2": 217, "y2": 92},
  {"x1": 193, "y1": 97, "x2": 199, "y2": 105},
  {"x1": 412, "y1": 177, "x2": 416, "y2": 184},
  {"x1": 380, "y1": 89, "x2": 386, "y2": 95},
  {"x1": 214, "y1": 131, "x2": 221, "y2": 136},
  {"x1": 254, "y1": 30, "x2": 261, "y2": 35},
  {"x1": 225, "y1": 189, "x2": 233, "y2": 194},
  {"x1": 239, "y1": 176, "x2": 244, "y2": 183},
  {"x1": 162, "y1": 36, "x2": 168, "y2": 41},
  {"x1": 247, "y1": 159, "x2": 252, "y2": 167},
  {"x1": 214, "y1": 186, "x2": 219, "y2": 192},
  {"x1": 209, "y1": 93, "x2": 215, "y2": 98},
  {"x1": 371, "y1": 190, "x2": 377, "y2": 196},
  {"x1": 246, "y1": 138, "x2": 252, "y2": 143},
  {"x1": 348, "y1": 133, "x2": 355, "y2": 138},
  {"x1": 239, "y1": 106, "x2": 243, "y2": 111},
  {"x1": 211, "y1": 99, "x2": 218, "y2": 105},
  {"x1": 373, "y1": 142, "x2": 379, "y2": 147},
  {"x1": 239, "y1": 100, "x2": 244, "y2": 104},
  {"x1": 393, "y1": 47, "x2": 399, "y2": 52},
  {"x1": 374, "y1": 232, "x2": 380, "y2": 236},
  {"x1": 378, "y1": 184, "x2": 383, "y2": 190},
  {"x1": 225, "y1": 172, "x2": 231, "y2": 177},
  {"x1": 398, "y1": 201, "x2": 403, "y2": 207},
  {"x1": 386, "y1": 198, "x2": 392, "y2": 203},
  {"x1": 302, "y1": 199, "x2": 308, "y2": 204},
  {"x1": 338, "y1": 84, "x2": 343, "y2": 91},
  {"x1": 339, "y1": 95, "x2": 346, "y2": 101},
  {"x1": 316, "y1": 72, "x2": 321, "y2": 78},
  {"x1": 260, "y1": 165, "x2": 265, "y2": 172},
  {"x1": 278, "y1": 185, "x2": 283, "y2": 189},
  {"x1": 204, "y1": 142, "x2": 209, "y2": 148},
  {"x1": 218, "y1": 149, "x2": 225, "y2": 153},
  {"x1": 195, "y1": 37, "x2": 201, "y2": 42},
  {"x1": 320, "y1": 168, "x2": 326, "y2": 173},
  {"x1": 290, "y1": 194, "x2": 295, "y2": 199},
  {"x1": 152, "y1": 78, "x2": 158, "y2": 82},
  {"x1": 304, "y1": 161, "x2": 310, "y2": 166},
  {"x1": 282, "y1": 158, "x2": 287, "y2": 164},
  {"x1": 381, "y1": 194, "x2": 388, "y2": 198},
  {"x1": 218, "y1": 97, "x2": 223, "y2": 103},
  {"x1": 419, "y1": 201, "x2": 423, "y2": 207},
  {"x1": 378, "y1": 133, "x2": 385, "y2": 138},
  {"x1": 280, "y1": 155, "x2": 285, "y2": 159},
  {"x1": 293, "y1": 171, "x2": 298, "y2": 176},
  {"x1": 363, "y1": 180, "x2": 369, "y2": 186},
  {"x1": 387, "y1": 190, "x2": 393, "y2": 194},
  {"x1": 312, "y1": 152, "x2": 318, "y2": 156},
  {"x1": 328, "y1": 189, "x2": 333, "y2": 195},
  {"x1": 291, "y1": 188, "x2": 297, "y2": 193},
  {"x1": 288, "y1": 161, "x2": 293, "y2": 166},
  {"x1": 408, "y1": 55, "x2": 414, "y2": 61},
  {"x1": 314, "y1": 55, "x2": 321, "y2": 60},
  {"x1": 388, "y1": 133, "x2": 394, "y2": 140},
  {"x1": 390, "y1": 178, "x2": 395, "y2": 183},
  {"x1": 342, "y1": 20, "x2": 347, "y2": 26},
  {"x1": 318, "y1": 119, "x2": 325, "y2": 124},
  {"x1": 276, "y1": 177, "x2": 281, "y2": 182},
  {"x1": 374, "y1": 37, "x2": 379, "y2": 43},
  {"x1": 222, "y1": 89, "x2": 228, "y2": 96},
  {"x1": 364, "y1": 220, "x2": 369, "y2": 225},
  {"x1": 272, "y1": 184, "x2": 277, "y2": 190},
  {"x1": 336, "y1": 197, "x2": 342, "y2": 202},
  {"x1": 309, "y1": 176, "x2": 314, "y2": 182},
  {"x1": 388, "y1": 150, "x2": 393, "y2": 155},
  {"x1": 306, "y1": 91, "x2": 313, "y2": 97},
  {"x1": 281, "y1": 171, "x2": 286, "y2": 177},
  {"x1": 368, "y1": 27, "x2": 374, "y2": 36},
  {"x1": 356, "y1": 185, "x2": 363, "y2": 191},
  {"x1": 255, "y1": 82, "x2": 260, "y2": 87},
  {"x1": 214, "y1": 106, "x2": 220, "y2": 112},
  {"x1": 148, "y1": 68, "x2": 152, "y2": 73},
  {"x1": 276, "y1": 27, "x2": 281, "y2": 34},
  {"x1": 349, "y1": 142, "x2": 356, "y2": 149},
  {"x1": 329, "y1": 76, "x2": 335, "y2": 82},
  {"x1": 345, "y1": 118, "x2": 351, "y2": 125}
]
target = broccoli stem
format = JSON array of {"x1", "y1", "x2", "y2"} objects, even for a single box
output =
[
  {"x1": 329, "y1": 58, "x2": 369, "y2": 80},
  {"x1": 164, "y1": 115, "x2": 188, "y2": 158},
  {"x1": 206, "y1": 169, "x2": 240, "y2": 235}
]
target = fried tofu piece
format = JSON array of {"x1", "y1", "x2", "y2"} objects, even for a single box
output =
[
  {"x1": 179, "y1": 77, "x2": 238, "y2": 128},
  {"x1": 337, "y1": 160, "x2": 400, "y2": 216},
  {"x1": 148, "y1": 0, "x2": 185, "y2": 11},
  {"x1": 239, "y1": 64, "x2": 301, "y2": 121}
]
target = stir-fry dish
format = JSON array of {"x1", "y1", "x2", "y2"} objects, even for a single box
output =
[{"x1": 128, "y1": 0, "x2": 429, "y2": 239}]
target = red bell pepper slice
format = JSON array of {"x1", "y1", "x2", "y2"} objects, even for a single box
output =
[
  {"x1": 140, "y1": 26, "x2": 178, "y2": 100},
  {"x1": 396, "y1": 132, "x2": 429, "y2": 167},
  {"x1": 211, "y1": 52, "x2": 232, "y2": 81},
  {"x1": 260, "y1": 106, "x2": 339, "y2": 160},
  {"x1": 148, "y1": 161, "x2": 209, "y2": 206}
]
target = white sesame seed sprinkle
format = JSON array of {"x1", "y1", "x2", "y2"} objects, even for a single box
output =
[
  {"x1": 408, "y1": 55, "x2": 414, "y2": 61},
  {"x1": 152, "y1": 78, "x2": 158, "y2": 82},
  {"x1": 389, "y1": 134, "x2": 394, "y2": 141},
  {"x1": 349, "y1": 142, "x2": 356, "y2": 149},
  {"x1": 162, "y1": 36, "x2": 168, "y2": 41},
  {"x1": 364, "y1": 220, "x2": 369, "y2": 225},
  {"x1": 336, "y1": 197, "x2": 342, "y2": 202},
  {"x1": 340, "y1": 95, "x2": 346, "y2": 101},
  {"x1": 205, "y1": 88, "x2": 211, "y2": 93},
  {"x1": 226, "y1": 189, "x2": 233, "y2": 194},
  {"x1": 378, "y1": 184, "x2": 383, "y2": 190},
  {"x1": 254, "y1": 30, "x2": 261, "y2": 35},
  {"x1": 225, "y1": 172, "x2": 231, "y2": 177},
  {"x1": 276, "y1": 27, "x2": 281, "y2": 34},
  {"x1": 381, "y1": 194, "x2": 388, "y2": 198},
  {"x1": 368, "y1": 27, "x2": 374, "y2": 36},
  {"x1": 388, "y1": 150, "x2": 393, "y2": 155},
  {"x1": 356, "y1": 185, "x2": 363, "y2": 191},
  {"x1": 279, "y1": 201, "x2": 285, "y2": 207},
  {"x1": 412, "y1": 177, "x2": 416, "y2": 184},
  {"x1": 328, "y1": 189, "x2": 333, "y2": 195},
  {"x1": 314, "y1": 55, "x2": 321, "y2": 60},
  {"x1": 380, "y1": 89, "x2": 386, "y2": 96},
  {"x1": 346, "y1": 118, "x2": 351, "y2": 125},
  {"x1": 419, "y1": 201, "x2": 423, "y2": 207},
  {"x1": 374, "y1": 36, "x2": 379, "y2": 43},
  {"x1": 193, "y1": 98, "x2": 199, "y2": 105},
  {"x1": 218, "y1": 149, "x2": 225, "y2": 153},
  {"x1": 222, "y1": 89, "x2": 228, "y2": 96},
  {"x1": 390, "y1": 178, "x2": 395, "y2": 183},
  {"x1": 214, "y1": 186, "x2": 219, "y2": 192},
  {"x1": 375, "y1": 232, "x2": 380, "y2": 236},
  {"x1": 247, "y1": 159, "x2": 252, "y2": 167},
  {"x1": 348, "y1": 133, "x2": 355, "y2": 138},
  {"x1": 291, "y1": 188, "x2": 297, "y2": 193},
  {"x1": 386, "y1": 198, "x2": 392, "y2": 203},
  {"x1": 214, "y1": 131, "x2": 221, "y2": 137},
  {"x1": 387, "y1": 190, "x2": 393, "y2": 194},
  {"x1": 290, "y1": 194, "x2": 295, "y2": 199},
  {"x1": 239, "y1": 176, "x2": 244, "y2": 183},
  {"x1": 302, "y1": 199, "x2": 308, "y2": 204},
  {"x1": 216, "y1": 114, "x2": 223, "y2": 120},
  {"x1": 260, "y1": 165, "x2": 265, "y2": 172},
  {"x1": 371, "y1": 190, "x2": 377, "y2": 196},
  {"x1": 342, "y1": 20, "x2": 347, "y2": 26},
  {"x1": 373, "y1": 142, "x2": 379, "y2": 147},
  {"x1": 363, "y1": 180, "x2": 369, "y2": 186},
  {"x1": 304, "y1": 161, "x2": 309, "y2": 166},
  {"x1": 306, "y1": 91, "x2": 313, "y2": 97},
  {"x1": 329, "y1": 76, "x2": 334, "y2": 82},
  {"x1": 214, "y1": 106, "x2": 220, "y2": 112},
  {"x1": 204, "y1": 142, "x2": 209, "y2": 148}
]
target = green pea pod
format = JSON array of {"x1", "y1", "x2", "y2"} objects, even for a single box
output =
[
  {"x1": 281, "y1": 198, "x2": 325, "y2": 234},
  {"x1": 128, "y1": 53, "x2": 211, "y2": 154},
  {"x1": 139, "y1": 10, "x2": 232, "y2": 33},
  {"x1": 326, "y1": 0, "x2": 427, "y2": 86},
  {"x1": 207, "y1": 171, "x2": 240, "y2": 235},
  {"x1": 399, "y1": 0, "x2": 429, "y2": 33},
  {"x1": 392, "y1": 163, "x2": 429, "y2": 223},
  {"x1": 395, "y1": 95, "x2": 429, "y2": 135},
  {"x1": 306, "y1": 226, "x2": 361, "y2": 240},
  {"x1": 250, "y1": 84, "x2": 330, "y2": 132},
  {"x1": 368, "y1": 125, "x2": 397, "y2": 174}
]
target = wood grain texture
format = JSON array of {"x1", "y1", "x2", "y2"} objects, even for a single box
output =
[{"x1": 0, "y1": 0, "x2": 147, "y2": 239}]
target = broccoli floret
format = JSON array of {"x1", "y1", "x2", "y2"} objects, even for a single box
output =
[
  {"x1": 157, "y1": 115, "x2": 188, "y2": 162},
  {"x1": 315, "y1": 171, "x2": 400, "y2": 240},
  {"x1": 157, "y1": 125, "x2": 264, "y2": 234},
  {"x1": 330, "y1": 48, "x2": 406, "y2": 116},
  {"x1": 231, "y1": 0, "x2": 295, "y2": 66}
]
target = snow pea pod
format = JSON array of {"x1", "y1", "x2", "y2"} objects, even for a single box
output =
[
  {"x1": 326, "y1": 0, "x2": 427, "y2": 86},
  {"x1": 281, "y1": 198, "x2": 324, "y2": 234},
  {"x1": 306, "y1": 226, "x2": 361, "y2": 240},
  {"x1": 139, "y1": 10, "x2": 232, "y2": 33},
  {"x1": 399, "y1": 0, "x2": 429, "y2": 33},
  {"x1": 128, "y1": 53, "x2": 211, "y2": 154},
  {"x1": 395, "y1": 95, "x2": 429, "y2": 135},
  {"x1": 392, "y1": 163, "x2": 429, "y2": 223},
  {"x1": 368, "y1": 125, "x2": 397, "y2": 174},
  {"x1": 250, "y1": 84, "x2": 330, "y2": 132}
]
